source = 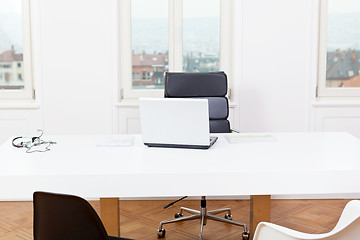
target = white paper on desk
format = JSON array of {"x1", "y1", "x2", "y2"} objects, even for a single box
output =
[
  {"x1": 96, "y1": 136, "x2": 133, "y2": 147},
  {"x1": 225, "y1": 134, "x2": 276, "y2": 143}
]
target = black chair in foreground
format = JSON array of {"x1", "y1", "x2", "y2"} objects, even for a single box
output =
[
  {"x1": 33, "y1": 191, "x2": 133, "y2": 240},
  {"x1": 157, "y1": 72, "x2": 249, "y2": 240}
]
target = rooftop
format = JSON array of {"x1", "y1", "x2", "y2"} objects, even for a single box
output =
[{"x1": 0, "y1": 46, "x2": 23, "y2": 62}]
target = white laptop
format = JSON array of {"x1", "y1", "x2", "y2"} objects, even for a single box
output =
[{"x1": 139, "y1": 98, "x2": 218, "y2": 149}]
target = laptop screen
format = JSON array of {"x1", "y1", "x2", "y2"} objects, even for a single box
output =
[{"x1": 139, "y1": 98, "x2": 211, "y2": 146}]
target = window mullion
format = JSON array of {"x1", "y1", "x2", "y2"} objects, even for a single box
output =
[
  {"x1": 169, "y1": 0, "x2": 183, "y2": 71},
  {"x1": 220, "y1": 0, "x2": 233, "y2": 99},
  {"x1": 119, "y1": 0, "x2": 132, "y2": 99},
  {"x1": 317, "y1": 0, "x2": 328, "y2": 97},
  {"x1": 23, "y1": 0, "x2": 34, "y2": 99}
]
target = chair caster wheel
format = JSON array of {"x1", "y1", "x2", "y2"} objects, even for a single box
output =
[
  {"x1": 157, "y1": 229, "x2": 166, "y2": 238},
  {"x1": 225, "y1": 213, "x2": 232, "y2": 220},
  {"x1": 242, "y1": 231, "x2": 250, "y2": 240},
  {"x1": 175, "y1": 213, "x2": 183, "y2": 218}
]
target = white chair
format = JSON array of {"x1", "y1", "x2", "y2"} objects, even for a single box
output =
[{"x1": 253, "y1": 200, "x2": 360, "y2": 240}]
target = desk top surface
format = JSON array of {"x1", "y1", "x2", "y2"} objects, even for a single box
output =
[{"x1": 1, "y1": 132, "x2": 360, "y2": 200}]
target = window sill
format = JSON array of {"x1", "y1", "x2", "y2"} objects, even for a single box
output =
[
  {"x1": 0, "y1": 100, "x2": 40, "y2": 109},
  {"x1": 116, "y1": 100, "x2": 237, "y2": 108},
  {"x1": 116, "y1": 100, "x2": 140, "y2": 108},
  {"x1": 313, "y1": 98, "x2": 360, "y2": 108}
]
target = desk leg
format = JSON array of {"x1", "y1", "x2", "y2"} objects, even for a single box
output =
[
  {"x1": 100, "y1": 197, "x2": 120, "y2": 237},
  {"x1": 250, "y1": 195, "x2": 271, "y2": 239}
]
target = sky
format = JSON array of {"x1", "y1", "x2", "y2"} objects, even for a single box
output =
[
  {"x1": 0, "y1": 0, "x2": 21, "y2": 13},
  {"x1": 328, "y1": 0, "x2": 360, "y2": 14},
  {"x1": 131, "y1": 0, "x2": 220, "y2": 19},
  {"x1": 0, "y1": 0, "x2": 23, "y2": 53}
]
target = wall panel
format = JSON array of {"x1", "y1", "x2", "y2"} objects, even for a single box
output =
[
  {"x1": 0, "y1": 109, "x2": 42, "y2": 144},
  {"x1": 315, "y1": 107, "x2": 360, "y2": 138}
]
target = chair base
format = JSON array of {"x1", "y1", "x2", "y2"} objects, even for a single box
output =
[{"x1": 157, "y1": 197, "x2": 249, "y2": 240}]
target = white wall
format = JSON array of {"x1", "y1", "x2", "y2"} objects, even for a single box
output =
[
  {"x1": 0, "y1": 0, "x2": 118, "y2": 144},
  {"x1": 39, "y1": 0, "x2": 117, "y2": 135},
  {"x1": 238, "y1": 0, "x2": 311, "y2": 132},
  {"x1": 0, "y1": 0, "x2": 359, "y2": 146}
]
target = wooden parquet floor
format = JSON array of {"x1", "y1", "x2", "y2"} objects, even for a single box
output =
[{"x1": 0, "y1": 199, "x2": 351, "y2": 240}]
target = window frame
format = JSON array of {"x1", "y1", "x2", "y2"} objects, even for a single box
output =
[
  {"x1": 317, "y1": 0, "x2": 360, "y2": 97},
  {"x1": 0, "y1": 0, "x2": 34, "y2": 100},
  {"x1": 119, "y1": 0, "x2": 234, "y2": 100}
]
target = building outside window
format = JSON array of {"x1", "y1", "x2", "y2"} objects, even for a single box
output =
[
  {"x1": 0, "y1": 47, "x2": 23, "y2": 90},
  {"x1": 132, "y1": 53, "x2": 168, "y2": 87},
  {"x1": 318, "y1": 0, "x2": 360, "y2": 97}
]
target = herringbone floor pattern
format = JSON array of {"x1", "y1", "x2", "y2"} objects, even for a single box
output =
[{"x1": 0, "y1": 199, "x2": 351, "y2": 240}]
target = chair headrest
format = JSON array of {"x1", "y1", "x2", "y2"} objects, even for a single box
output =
[{"x1": 164, "y1": 72, "x2": 228, "y2": 97}]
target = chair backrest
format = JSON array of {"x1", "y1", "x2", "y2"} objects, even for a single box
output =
[
  {"x1": 164, "y1": 71, "x2": 230, "y2": 133},
  {"x1": 33, "y1": 191, "x2": 109, "y2": 240}
]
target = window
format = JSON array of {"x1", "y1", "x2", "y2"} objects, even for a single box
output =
[
  {"x1": 0, "y1": 0, "x2": 33, "y2": 99},
  {"x1": 142, "y1": 71, "x2": 146, "y2": 81},
  {"x1": 318, "y1": 0, "x2": 360, "y2": 97},
  {"x1": 119, "y1": 0, "x2": 233, "y2": 99},
  {"x1": 183, "y1": 0, "x2": 220, "y2": 73},
  {"x1": 131, "y1": 0, "x2": 168, "y2": 90}
]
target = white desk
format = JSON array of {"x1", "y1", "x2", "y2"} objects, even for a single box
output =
[{"x1": 1, "y1": 132, "x2": 360, "y2": 237}]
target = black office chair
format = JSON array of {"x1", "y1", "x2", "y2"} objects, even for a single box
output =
[
  {"x1": 157, "y1": 72, "x2": 249, "y2": 240},
  {"x1": 33, "y1": 191, "x2": 133, "y2": 240}
]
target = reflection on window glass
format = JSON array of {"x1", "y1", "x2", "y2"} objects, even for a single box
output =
[
  {"x1": 0, "y1": 0, "x2": 24, "y2": 90},
  {"x1": 131, "y1": 0, "x2": 168, "y2": 89},
  {"x1": 326, "y1": 0, "x2": 360, "y2": 88},
  {"x1": 183, "y1": 0, "x2": 220, "y2": 72}
]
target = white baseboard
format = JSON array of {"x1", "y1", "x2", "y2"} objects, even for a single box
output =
[
  {"x1": 119, "y1": 194, "x2": 360, "y2": 201},
  {"x1": 271, "y1": 193, "x2": 360, "y2": 199}
]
